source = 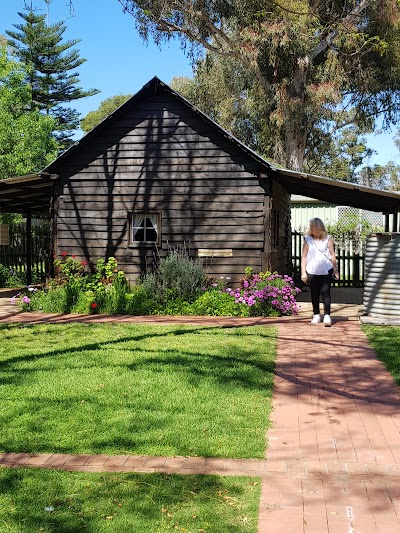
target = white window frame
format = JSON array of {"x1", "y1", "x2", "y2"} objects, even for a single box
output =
[{"x1": 129, "y1": 212, "x2": 161, "y2": 245}]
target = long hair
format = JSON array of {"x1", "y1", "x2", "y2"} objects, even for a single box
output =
[{"x1": 308, "y1": 218, "x2": 328, "y2": 240}]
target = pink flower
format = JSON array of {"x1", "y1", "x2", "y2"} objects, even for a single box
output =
[{"x1": 61, "y1": 251, "x2": 68, "y2": 257}]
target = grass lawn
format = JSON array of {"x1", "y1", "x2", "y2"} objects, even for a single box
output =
[
  {"x1": 0, "y1": 468, "x2": 260, "y2": 532},
  {"x1": 362, "y1": 325, "x2": 400, "y2": 385},
  {"x1": 0, "y1": 323, "x2": 276, "y2": 459}
]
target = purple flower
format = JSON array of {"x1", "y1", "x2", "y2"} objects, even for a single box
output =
[{"x1": 22, "y1": 296, "x2": 31, "y2": 304}]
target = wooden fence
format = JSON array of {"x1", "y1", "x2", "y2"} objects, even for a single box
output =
[
  {"x1": 0, "y1": 220, "x2": 50, "y2": 284},
  {"x1": 291, "y1": 231, "x2": 364, "y2": 287}
]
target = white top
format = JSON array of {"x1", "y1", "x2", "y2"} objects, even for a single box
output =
[{"x1": 305, "y1": 235, "x2": 333, "y2": 275}]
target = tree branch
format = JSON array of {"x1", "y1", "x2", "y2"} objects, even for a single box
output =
[{"x1": 310, "y1": 0, "x2": 368, "y2": 62}]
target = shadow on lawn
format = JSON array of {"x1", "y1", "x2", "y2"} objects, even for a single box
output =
[
  {"x1": 0, "y1": 468, "x2": 260, "y2": 533},
  {"x1": 0, "y1": 323, "x2": 276, "y2": 458}
]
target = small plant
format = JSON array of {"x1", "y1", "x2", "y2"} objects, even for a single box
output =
[
  {"x1": 225, "y1": 268, "x2": 301, "y2": 316},
  {"x1": 141, "y1": 249, "x2": 207, "y2": 303},
  {"x1": 0, "y1": 264, "x2": 25, "y2": 288},
  {"x1": 10, "y1": 287, "x2": 38, "y2": 311},
  {"x1": 28, "y1": 254, "x2": 130, "y2": 314}
]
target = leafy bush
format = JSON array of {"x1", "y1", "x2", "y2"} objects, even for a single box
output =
[
  {"x1": 0, "y1": 264, "x2": 25, "y2": 288},
  {"x1": 326, "y1": 213, "x2": 374, "y2": 254},
  {"x1": 142, "y1": 249, "x2": 207, "y2": 304},
  {"x1": 189, "y1": 289, "x2": 249, "y2": 317},
  {"x1": 124, "y1": 285, "x2": 158, "y2": 316},
  {"x1": 25, "y1": 254, "x2": 130, "y2": 314},
  {"x1": 225, "y1": 268, "x2": 301, "y2": 316}
]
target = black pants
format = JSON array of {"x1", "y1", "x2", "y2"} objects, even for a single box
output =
[{"x1": 307, "y1": 269, "x2": 333, "y2": 315}]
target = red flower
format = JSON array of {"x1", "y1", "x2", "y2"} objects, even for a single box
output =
[
  {"x1": 81, "y1": 261, "x2": 88, "y2": 266},
  {"x1": 61, "y1": 251, "x2": 68, "y2": 257},
  {"x1": 72, "y1": 255, "x2": 76, "y2": 258},
  {"x1": 91, "y1": 302, "x2": 97, "y2": 309}
]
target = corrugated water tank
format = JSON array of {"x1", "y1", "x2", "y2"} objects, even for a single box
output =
[{"x1": 363, "y1": 233, "x2": 400, "y2": 317}]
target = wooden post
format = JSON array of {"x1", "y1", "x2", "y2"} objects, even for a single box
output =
[
  {"x1": 26, "y1": 209, "x2": 32, "y2": 285},
  {"x1": 384, "y1": 214, "x2": 390, "y2": 232},
  {"x1": 392, "y1": 211, "x2": 399, "y2": 232}
]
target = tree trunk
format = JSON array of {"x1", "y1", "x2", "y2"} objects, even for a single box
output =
[
  {"x1": 285, "y1": 127, "x2": 307, "y2": 172},
  {"x1": 284, "y1": 56, "x2": 310, "y2": 172}
]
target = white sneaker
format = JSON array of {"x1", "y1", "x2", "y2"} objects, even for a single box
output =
[
  {"x1": 311, "y1": 314, "x2": 321, "y2": 324},
  {"x1": 323, "y1": 315, "x2": 332, "y2": 327}
]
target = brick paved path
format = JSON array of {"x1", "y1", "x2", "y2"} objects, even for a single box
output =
[
  {"x1": 261, "y1": 320, "x2": 400, "y2": 533},
  {"x1": 0, "y1": 311, "x2": 399, "y2": 532}
]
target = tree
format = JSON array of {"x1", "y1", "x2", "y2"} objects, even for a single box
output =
[
  {"x1": 303, "y1": 123, "x2": 374, "y2": 182},
  {"x1": 0, "y1": 42, "x2": 59, "y2": 181},
  {"x1": 171, "y1": 56, "x2": 375, "y2": 179},
  {"x1": 119, "y1": 0, "x2": 400, "y2": 171},
  {"x1": 6, "y1": 9, "x2": 99, "y2": 149},
  {"x1": 81, "y1": 94, "x2": 132, "y2": 132}
]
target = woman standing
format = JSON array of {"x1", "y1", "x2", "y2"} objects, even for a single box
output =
[{"x1": 301, "y1": 218, "x2": 339, "y2": 326}]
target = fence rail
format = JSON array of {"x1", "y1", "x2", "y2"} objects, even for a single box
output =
[
  {"x1": 0, "y1": 220, "x2": 50, "y2": 284},
  {"x1": 291, "y1": 231, "x2": 364, "y2": 287}
]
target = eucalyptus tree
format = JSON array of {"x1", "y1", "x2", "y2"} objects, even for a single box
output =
[
  {"x1": 119, "y1": 0, "x2": 400, "y2": 171},
  {"x1": 81, "y1": 94, "x2": 132, "y2": 132},
  {"x1": 6, "y1": 9, "x2": 99, "y2": 149}
]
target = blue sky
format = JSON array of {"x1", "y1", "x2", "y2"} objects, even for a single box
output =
[{"x1": 1, "y1": 0, "x2": 399, "y2": 166}]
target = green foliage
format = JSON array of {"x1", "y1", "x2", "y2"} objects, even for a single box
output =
[
  {"x1": 121, "y1": 0, "x2": 400, "y2": 171},
  {"x1": 327, "y1": 213, "x2": 374, "y2": 254},
  {"x1": 359, "y1": 160, "x2": 400, "y2": 191},
  {"x1": 23, "y1": 250, "x2": 300, "y2": 318},
  {"x1": 0, "y1": 44, "x2": 59, "y2": 179},
  {"x1": 31, "y1": 254, "x2": 130, "y2": 314},
  {"x1": 80, "y1": 94, "x2": 132, "y2": 132},
  {"x1": 141, "y1": 248, "x2": 207, "y2": 304},
  {"x1": 304, "y1": 123, "x2": 374, "y2": 182},
  {"x1": 0, "y1": 263, "x2": 25, "y2": 288},
  {"x1": 190, "y1": 289, "x2": 250, "y2": 317},
  {"x1": 6, "y1": 10, "x2": 99, "y2": 149}
]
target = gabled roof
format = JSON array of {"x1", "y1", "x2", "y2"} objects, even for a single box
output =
[{"x1": 0, "y1": 76, "x2": 399, "y2": 214}]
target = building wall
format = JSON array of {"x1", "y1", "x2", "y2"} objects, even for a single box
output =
[
  {"x1": 54, "y1": 90, "x2": 273, "y2": 282},
  {"x1": 291, "y1": 197, "x2": 385, "y2": 231},
  {"x1": 291, "y1": 201, "x2": 337, "y2": 231}
]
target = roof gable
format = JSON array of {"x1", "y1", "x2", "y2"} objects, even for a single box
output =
[{"x1": 0, "y1": 77, "x2": 399, "y2": 214}]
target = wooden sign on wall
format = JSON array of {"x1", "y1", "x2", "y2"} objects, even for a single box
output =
[{"x1": 198, "y1": 249, "x2": 233, "y2": 257}]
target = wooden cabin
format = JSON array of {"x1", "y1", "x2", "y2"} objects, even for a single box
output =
[
  {"x1": 0, "y1": 77, "x2": 399, "y2": 284},
  {"x1": 45, "y1": 76, "x2": 290, "y2": 282}
]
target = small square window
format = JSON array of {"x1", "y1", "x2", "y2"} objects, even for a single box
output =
[{"x1": 130, "y1": 213, "x2": 160, "y2": 244}]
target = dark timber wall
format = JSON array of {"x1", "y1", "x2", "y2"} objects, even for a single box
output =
[{"x1": 53, "y1": 85, "x2": 288, "y2": 282}]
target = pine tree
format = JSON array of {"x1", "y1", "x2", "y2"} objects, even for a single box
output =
[{"x1": 6, "y1": 9, "x2": 99, "y2": 149}]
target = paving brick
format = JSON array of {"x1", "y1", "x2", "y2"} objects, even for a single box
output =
[
  {"x1": 25, "y1": 454, "x2": 54, "y2": 466},
  {"x1": 64, "y1": 454, "x2": 91, "y2": 466}
]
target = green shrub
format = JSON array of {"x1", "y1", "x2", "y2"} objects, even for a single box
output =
[
  {"x1": 124, "y1": 285, "x2": 158, "y2": 315},
  {"x1": 25, "y1": 286, "x2": 66, "y2": 313},
  {"x1": 0, "y1": 264, "x2": 25, "y2": 288},
  {"x1": 189, "y1": 290, "x2": 249, "y2": 317},
  {"x1": 142, "y1": 249, "x2": 207, "y2": 304}
]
